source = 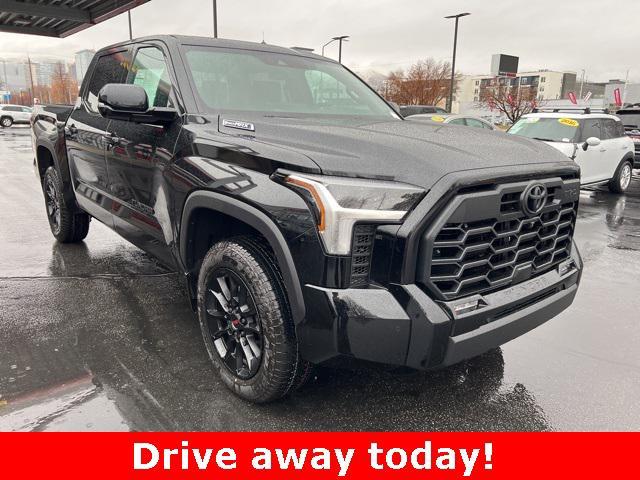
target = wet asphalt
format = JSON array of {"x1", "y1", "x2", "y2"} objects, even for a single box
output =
[{"x1": 0, "y1": 126, "x2": 639, "y2": 432}]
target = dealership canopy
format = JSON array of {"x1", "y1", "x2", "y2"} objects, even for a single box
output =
[{"x1": 0, "y1": 0, "x2": 149, "y2": 37}]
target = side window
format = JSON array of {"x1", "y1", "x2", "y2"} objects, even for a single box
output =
[
  {"x1": 465, "y1": 118, "x2": 486, "y2": 129},
  {"x1": 85, "y1": 51, "x2": 130, "y2": 113},
  {"x1": 127, "y1": 47, "x2": 173, "y2": 108},
  {"x1": 580, "y1": 119, "x2": 602, "y2": 142},
  {"x1": 448, "y1": 118, "x2": 467, "y2": 126},
  {"x1": 602, "y1": 119, "x2": 619, "y2": 140}
]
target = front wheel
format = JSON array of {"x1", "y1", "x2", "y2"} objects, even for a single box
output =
[
  {"x1": 197, "y1": 237, "x2": 310, "y2": 403},
  {"x1": 1, "y1": 116, "x2": 13, "y2": 128},
  {"x1": 608, "y1": 161, "x2": 633, "y2": 193},
  {"x1": 43, "y1": 166, "x2": 90, "y2": 242}
]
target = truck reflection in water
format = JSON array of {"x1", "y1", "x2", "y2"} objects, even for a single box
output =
[{"x1": 0, "y1": 240, "x2": 551, "y2": 431}]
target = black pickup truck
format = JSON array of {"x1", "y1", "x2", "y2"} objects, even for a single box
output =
[{"x1": 31, "y1": 35, "x2": 583, "y2": 402}]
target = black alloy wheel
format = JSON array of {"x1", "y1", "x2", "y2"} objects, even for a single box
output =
[
  {"x1": 204, "y1": 268, "x2": 263, "y2": 380},
  {"x1": 45, "y1": 174, "x2": 62, "y2": 234}
]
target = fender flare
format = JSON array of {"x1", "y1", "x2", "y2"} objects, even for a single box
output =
[
  {"x1": 621, "y1": 152, "x2": 635, "y2": 165},
  {"x1": 179, "y1": 190, "x2": 306, "y2": 324},
  {"x1": 614, "y1": 152, "x2": 635, "y2": 176}
]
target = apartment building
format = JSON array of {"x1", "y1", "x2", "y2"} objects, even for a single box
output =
[{"x1": 455, "y1": 70, "x2": 577, "y2": 113}]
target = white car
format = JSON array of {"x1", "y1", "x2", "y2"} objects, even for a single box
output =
[
  {"x1": 0, "y1": 104, "x2": 33, "y2": 128},
  {"x1": 508, "y1": 110, "x2": 635, "y2": 193}
]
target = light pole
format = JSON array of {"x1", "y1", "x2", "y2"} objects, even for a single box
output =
[
  {"x1": 213, "y1": 0, "x2": 218, "y2": 38},
  {"x1": 128, "y1": 11, "x2": 133, "y2": 40},
  {"x1": 444, "y1": 12, "x2": 470, "y2": 112},
  {"x1": 321, "y1": 35, "x2": 349, "y2": 63}
]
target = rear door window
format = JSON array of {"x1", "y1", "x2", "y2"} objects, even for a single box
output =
[
  {"x1": 84, "y1": 50, "x2": 130, "y2": 113},
  {"x1": 602, "y1": 119, "x2": 620, "y2": 139}
]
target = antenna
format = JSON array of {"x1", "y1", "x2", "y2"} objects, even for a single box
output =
[{"x1": 261, "y1": 31, "x2": 266, "y2": 44}]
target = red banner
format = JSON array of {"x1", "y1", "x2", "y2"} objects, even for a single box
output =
[
  {"x1": 1, "y1": 432, "x2": 639, "y2": 479},
  {"x1": 614, "y1": 88, "x2": 622, "y2": 106},
  {"x1": 568, "y1": 92, "x2": 577, "y2": 104}
]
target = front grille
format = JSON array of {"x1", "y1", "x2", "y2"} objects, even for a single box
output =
[
  {"x1": 349, "y1": 224, "x2": 376, "y2": 287},
  {"x1": 419, "y1": 177, "x2": 580, "y2": 301}
]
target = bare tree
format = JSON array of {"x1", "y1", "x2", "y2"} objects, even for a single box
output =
[
  {"x1": 478, "y1": 82, "x2": 540, "y2": 124},
  {"x1": 384, "y1": 59, "x2": 455, "y2": 106},
  {"x1": 50, "y1": 62, "x2": 78, "y2": 104}
]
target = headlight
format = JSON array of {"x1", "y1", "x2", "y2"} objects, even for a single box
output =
[{"x1": 282, "y1": 173, "x2": 424, "y2": 255}]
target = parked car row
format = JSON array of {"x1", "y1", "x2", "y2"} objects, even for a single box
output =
[
  {"x1": 399, "y1": 104, "x2": 636, "y2": 193},
  {"x1": 507, "y1": 108, "x2": 635, "y2": 193}
]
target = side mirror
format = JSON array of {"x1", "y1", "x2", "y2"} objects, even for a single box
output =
[
  {"x1": 582, "y1": 136, "x2": 601, "y2": 151},
  {"x1": 98, "y1": 84, "x2": 177, "y2": 126}
]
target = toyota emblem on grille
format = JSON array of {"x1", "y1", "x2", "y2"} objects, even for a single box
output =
[{"x1": 521, "y1": 183, "x2": 547, "y2": 216}]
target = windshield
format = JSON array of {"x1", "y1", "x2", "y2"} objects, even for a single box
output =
[
  {"x1": 507, "y1": 117, "x2": 580, "y2": 143},
  {"x1": 183, "y1": 46, "x2": 398, "y2": 120}
]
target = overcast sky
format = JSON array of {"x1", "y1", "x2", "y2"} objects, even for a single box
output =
[{"x1": 0, "y1": 0, "x2": 637, "y2": 82}]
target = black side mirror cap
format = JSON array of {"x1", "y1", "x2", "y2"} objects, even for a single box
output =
[
  {"x1": 98, "y1": 84, "x2": 148, "y2": 113},
  {"x1": 98, "y1": 83, "x2": 178, "y2": 126}
]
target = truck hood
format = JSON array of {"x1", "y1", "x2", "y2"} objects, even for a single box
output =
[{"x1": 213, "y1": 115, "x2": 575, "y2": 189}]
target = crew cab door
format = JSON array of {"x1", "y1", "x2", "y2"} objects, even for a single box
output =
[
  {"x1": 574, "y1": 118, "x2": 606, "y2": 185},
  {"x1": 105, "y1": 44, "x2": 182, "y2": 267},
  {"x1": 66, "y1": 48, "x2": 131, "y2": 226}
]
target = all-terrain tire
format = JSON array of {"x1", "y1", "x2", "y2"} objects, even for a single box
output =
[
  {"x1": 197, "y1": 236, "x2": 311, "y2": 403},
  {"x1": 43, "y1": 166, "x2": 90, "y2": 243}
]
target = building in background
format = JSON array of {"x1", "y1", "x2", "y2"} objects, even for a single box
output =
[
  {"x1": 74, "y1": 49, "x2": 95, "y2": 84},
  {"x1": 456, "y1": 70, "x2": 577, "y2": 110},
  {"x1": 30, "y1": 61, "x2": 59, "y2": 87}
]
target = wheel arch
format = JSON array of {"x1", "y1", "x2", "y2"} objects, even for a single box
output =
[
  {"x1": 179, "y1": 190, "x2": 306, "y2": 324},
  {"x1": 35, "y1": 144, "x2": 56, "y2": 182}
]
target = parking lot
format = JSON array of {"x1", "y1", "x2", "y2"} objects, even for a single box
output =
[{"x1": 1, "y1": 125, "x2": 639, "y2": 431}]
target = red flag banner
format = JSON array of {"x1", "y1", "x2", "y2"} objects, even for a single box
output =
[
  {"x1": 0, "y1": 432, "x2": 639, "y2": 479},
  {"x1": 614, "y1": 88, "x2": 622, "y2": 106},
  {"x1": 568, "y1": 92, "x2": 577, "y2": 104}
]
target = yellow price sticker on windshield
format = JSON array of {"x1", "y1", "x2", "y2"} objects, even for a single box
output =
[
  {"x1": 431, "y1": 115, "x2": 446, "y2": 122},
  {"x1": 558, "y1": 118, "x2": 579, "y2": 127}
]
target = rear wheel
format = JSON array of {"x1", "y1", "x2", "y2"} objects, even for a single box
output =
[
  {"x1": 608, "y1": 160, "x2": 633, "y2": 193},
  {"x1": 1, "y1": 116, "x2": 13, "y2": 128},
  {"x1": 197, "y1": 236, "x2": 311, "y2": 403},
  {"x1": 43, "y1": 166, "x2": 90, "y2": 243}
]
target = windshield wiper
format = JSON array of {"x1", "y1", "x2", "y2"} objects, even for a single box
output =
[{"x1": 532, "y1": 137, "x2": 557, "y2": 142}]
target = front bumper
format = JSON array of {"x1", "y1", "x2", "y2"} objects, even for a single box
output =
[{"x1": 297, "y1": 242, "x2": 582, "y2": 369}]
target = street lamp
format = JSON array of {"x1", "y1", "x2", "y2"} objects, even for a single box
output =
[
  {"x1": 444, "y1": 12, "x2": 470, "y2": 112},
  {"x1": 321, "y1": 35, "x2": 350, "y2": 63},
  {"x1": 213, "y1": 0, "x2": 218, "y2": 38}
]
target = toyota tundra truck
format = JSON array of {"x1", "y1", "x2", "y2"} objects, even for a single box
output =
[{"x1": 31, "y1": 36, "x2": 582, "y2": 402}]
